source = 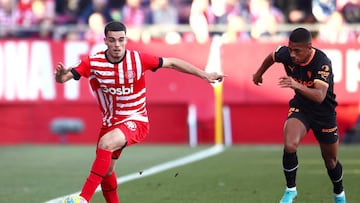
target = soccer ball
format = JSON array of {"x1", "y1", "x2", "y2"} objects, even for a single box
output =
[{"x1": 61, "y1": 195, "x2": 88, "y2": 203}]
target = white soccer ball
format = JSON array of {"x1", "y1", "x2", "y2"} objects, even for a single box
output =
[{"x1": 61, "y1": 195, "x2": 88, "y2": 203}]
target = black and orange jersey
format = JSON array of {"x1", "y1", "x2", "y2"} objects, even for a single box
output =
[{"x1": 274, "y1": 46, "x2": 338, "y2": 117}]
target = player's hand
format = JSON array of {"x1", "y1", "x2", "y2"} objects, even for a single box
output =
[
  {"x1": 54, "y1": 62, "x2": 71, "y2": 83},
  {"x1": 54, "y1": 62, "x2": 68, "y2": 76},
  {"x1": 206, "y1": 72, "x2": 226, "y2": 84},
  {"x1": 278, "y1": 76, "x2": 299, "y2": 89},
  {"x1": 252, "y1": 72, "x2": 263, "y2": 86}
]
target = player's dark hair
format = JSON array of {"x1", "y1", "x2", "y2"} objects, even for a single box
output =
[
  {"x1": 104, "y1": 21, "x2": 127, "y2": 36},
  {"x1": 289, "y1": 28, "x2": 312, "y2": 43}
]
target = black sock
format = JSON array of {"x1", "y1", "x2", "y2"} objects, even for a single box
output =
[
  {"x1": 327, "y1": 161, "x2": 344, "y2": 194},
  {"x1": 283, "y1": 150, "x2": 298, "y2": 188}
]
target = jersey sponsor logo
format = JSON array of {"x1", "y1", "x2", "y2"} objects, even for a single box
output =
[
  {"x1": 287, "y1": 107, "x2": 299, "y2": 117},
  {"x1": 292, "y1": 77, "x2": 314, "y2": 87},
  {"x1": 100, "y1": 84, "x2": 134, "y2": 95},
  {"x1": 289, "y1": 107, "x2": 300, "y2": 113}
]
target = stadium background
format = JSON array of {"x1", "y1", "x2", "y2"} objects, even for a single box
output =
[{"x1": 0, "y1": 39, "x2": 359, "y2": 145}]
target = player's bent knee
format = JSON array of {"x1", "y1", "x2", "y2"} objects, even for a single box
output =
[
  {"x1": 98, "y1": 136, "x2": 126, "y2": 152},
  {"x1": 97, "y1": 141, "x2": 113, "y2": 151},
  {"x1": 98, "y1": 128, "x2": 127, "y2": 151}
]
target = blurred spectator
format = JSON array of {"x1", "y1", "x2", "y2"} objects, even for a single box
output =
[
  {"x1": 312, "y1": 0, "x2": 337, "y2": 23},
  {"x1": 14, "y1": 0, "x2": 42, "y2": 37},
  {"x1": 147, "y1": 0, "x2": 178, "y2": 25},
  {"x1": 2, "y1": 0, "x2": 360, "y2": 42},
  {"x1": 84, "y1": 12, "x2": 107, "y2": 43},
  {"x1": 337, "y1": 0, "x2": 349, "y2": 9},
  {"x1": 112, "y1": 0, "x2": 147, "y2": 41},
  {"x1": 222, "y1": 0, "x2": 251, "y2": 43},
  {"x1": 78, "y1": 0, "x2": 113, "y2": 24},
  {"x1": 188, "y1": 0, "x2": 209, "y2": 43},
  {"x1": 108, "y1": 0, "x2": 126, "y2": 9},
  {"x1": 36, "y1": 0, "x2": 55, "y2": 19},
  {"x1": 172, "y1": 0, "x2": 192, "y2": 24},
  {"x1": 317, "y1": 11, "x2": 358, "y2": 43},
  {"x1": 54, "y1": 0, "x2": 86, "y2": 40},
  {"x1": 55, "y1": 0, "x2": 81, "y2": 24},
  {"x1": 13, "y1": 0, "x2": 55, "y2": 38},
  {"x1": 37, "y1": 17, "x2": 54, "y2": 38},
  {"x1": 33, "y1": 0, "x2": 55, "y2": 38},
  {"x1": 0, "y1": 0, "x2": 17, "y2": 37},
  {"x1": 117, "y1": 0, "x2": 145, "y2": 26},
  {"x1": 340, "y1": 0, "x2": 360, "y2": 42},
  {"x1": 73, "y1": 0, "x2": 113, "y2": 40},
  {"x1": 275, "y1": 0, "x2": 315, "y2": 24},
  {"x1": 145, "y1": 0, "x2": 181, "y2": 43},
  {"x1": 221, "y1": 11, "x2": 251, "y2": 43},
  {"x1": 249, "y1": 0, "x2": 286, "y2": 42},
  {"x1": 189, "y1": 0, "x2": 249, "y2": 43},
  {"x1": 340, "y1": 0, "x2": 360, "y2": 23}
]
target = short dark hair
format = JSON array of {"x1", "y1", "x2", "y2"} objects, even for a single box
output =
[
  {"x1": 104, "y1": 21, "x2": 127, "y2": 36},
  {"x1": 289, "y1": 27, "x2": 312, "y2": 43}
]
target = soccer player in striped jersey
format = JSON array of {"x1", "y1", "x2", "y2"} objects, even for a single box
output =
[
  {"x1": 55, "y1": 21, "x2": 224, "y2": 203},
  {"x1": 253, "y1": 27, "x2": 346, "y2": 203}
]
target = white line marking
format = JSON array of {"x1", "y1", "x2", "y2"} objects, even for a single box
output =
[{"x1": 44, "y1": 145, "x2": 225, "y2": 203}]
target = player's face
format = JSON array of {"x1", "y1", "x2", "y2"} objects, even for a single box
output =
[
  {"x1": 104, "y1": 31, "x2": 127, "y2": 62},
  {"x1": 288, "y1": 41, "x2": 312, "y2": 65}
]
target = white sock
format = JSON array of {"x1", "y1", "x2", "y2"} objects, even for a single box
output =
[
  {"x1": 286, "y1": 187, "x2": 297, "y2": 191},
  {"x1": 335, "y1": 191, "x2": 345, "y2": 197}
]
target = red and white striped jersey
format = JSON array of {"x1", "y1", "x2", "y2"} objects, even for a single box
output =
[{"x1": 72, "y1": 50, "x2": 162, "y2": 128}]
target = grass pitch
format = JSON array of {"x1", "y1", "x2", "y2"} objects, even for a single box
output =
[{"x1": 0, "y1": 144, "x2": 359, "y2": 203}]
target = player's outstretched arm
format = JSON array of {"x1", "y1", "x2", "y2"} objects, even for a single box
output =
[
  {"x1": 54, "y1": 62, "x2": 74, "y2": 83},
  {"x1": 253, "y1": 53, "x2": 275, "y2": 86},
  {"x1": 162, "y1": 57, "x2": 224, "y2": 83}
]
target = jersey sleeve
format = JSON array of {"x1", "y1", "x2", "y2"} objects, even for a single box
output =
[
  {"x1": 273, "y1": 46, "x2": 289, "y2": 63},
  {"x1": 71, "y1": 55, "x2": 91, "y2": 80},
  {"x1": 139, "y1": 53, "x2": 163, "y2": 72},
  {"x1": 314, "y1": 62, "x2": 332, "y2": 84}
]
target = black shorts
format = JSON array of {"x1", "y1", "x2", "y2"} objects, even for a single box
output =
[{"x1": 287, "y1": 107, "x2": 338, "y2": 144}]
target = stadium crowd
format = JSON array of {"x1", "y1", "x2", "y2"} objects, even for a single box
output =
[{"x1": 0, "y1": 0, "x2": 360, "y2": 43}]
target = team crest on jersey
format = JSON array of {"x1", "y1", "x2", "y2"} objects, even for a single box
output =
[
  {"x1": 307, "y1": 71, "x2": 312, "y2": 78},
  {"x1": 125, "y1": 70, "x2": 135, "y2": 80},
  {"x1": 125, "y1": 121, "x2": 137, "y2": 131}
]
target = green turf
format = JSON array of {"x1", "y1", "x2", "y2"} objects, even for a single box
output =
[{"x1": 0, "y1": 144, "x2": 359, "y2": 203}]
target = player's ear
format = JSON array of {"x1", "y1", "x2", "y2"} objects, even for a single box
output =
[{"x1": 307, "y1": 42, "x2": 312, "y2": 49}]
